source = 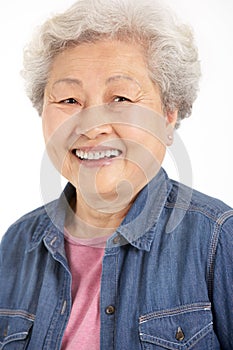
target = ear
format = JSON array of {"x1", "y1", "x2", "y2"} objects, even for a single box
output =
[{"x1": 165, "y1": 110, "x2": 178, "y2": 146}]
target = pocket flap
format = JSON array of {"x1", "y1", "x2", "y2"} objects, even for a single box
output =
[
  {"x1": 139, "y1": 303, "x2": 213, "y2": 349},
  {"x1": 0, "y1": 310, "x2": 34, "y2": 347}
]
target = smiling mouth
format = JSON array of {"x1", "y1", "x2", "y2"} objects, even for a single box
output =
[{"x1": 74, "y1": 149, "x2": 122, "y2": 161}]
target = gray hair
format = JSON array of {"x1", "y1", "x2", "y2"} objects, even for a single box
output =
[{"x1": 22, "y1": 0, "x2": 201, "y2": 127}]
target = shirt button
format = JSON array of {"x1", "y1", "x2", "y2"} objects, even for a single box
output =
[
  {"x1": 113, "y1": 236, "x2": 120, "y2": 244},
  {"x1": 175, "y1": 326, "x2": 185, "y2": 341},
  {"x1": 105, "y1": 305, "x2": 115, "y2": 315}
]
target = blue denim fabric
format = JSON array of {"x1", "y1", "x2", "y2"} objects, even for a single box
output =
[{"x1": 1, "y1": 168, "x2": 233, "y2": 349}]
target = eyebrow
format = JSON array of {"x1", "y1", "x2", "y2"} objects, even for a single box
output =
[
  {"x1": 52, "y1": 78, "x2": 83, "y2": 88},
  {"x1": 52, "y1": 75, "x2": 141, "y2": 89},
  {"x1": 106, "y1": 75, "x2": 141, "y2": 88}
]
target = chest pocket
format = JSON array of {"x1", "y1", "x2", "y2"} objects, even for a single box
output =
[
  {"x1": 139, "y1": 303, "x2": 213, "y2": 350},
  {"x1": 0, "y1": 310, "x2": 35, "y2": 350}
]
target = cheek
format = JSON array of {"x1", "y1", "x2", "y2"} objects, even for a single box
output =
[
  {"x1": 119, "y1": 125, "x2": 165, "y2": 151},
  {"x1": 41, "y1": 107, "x2": 71, "y2": 171},
  {"x1": 120, "y1": 127, "x2": 166, "y2": 173},
  {"x1": 42, "y1": 105, "x2": 68, "y2": 142}
]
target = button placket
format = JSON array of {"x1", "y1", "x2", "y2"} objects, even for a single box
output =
[{"x1": 100, "y1": 250, "x2": 118, "y2": 348}]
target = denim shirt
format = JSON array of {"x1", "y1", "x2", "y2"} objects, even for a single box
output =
[{"x1": 1, "y1": 168, "x2": 233, "y2": 350}]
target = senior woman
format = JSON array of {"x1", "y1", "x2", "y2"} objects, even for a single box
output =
[{"x1": 1, "y1": 0, "x2": 233, "y2": 349}]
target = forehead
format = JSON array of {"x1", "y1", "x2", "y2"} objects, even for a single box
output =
[{"x1": 48, "y1": 40, "x2": 148, "y2": 80}]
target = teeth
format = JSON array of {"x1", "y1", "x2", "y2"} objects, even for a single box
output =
[{"x1": 75, "y1": 149, "x2": 121, "y2": 160}]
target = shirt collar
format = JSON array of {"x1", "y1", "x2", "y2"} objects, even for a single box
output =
[
  {"x1": 28, "y1": 184, "x2": 74, "y2": 252},
  {"x1": 107, "y1": 168, "x2": 172, "y2": 251},
  {"x1": 30, "y1": 168, "x2": 171, "y2": 252}
]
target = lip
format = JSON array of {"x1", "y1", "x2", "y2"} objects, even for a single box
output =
[{"x1": 72, "y1": 145, "x2": 123, "y2": 168}]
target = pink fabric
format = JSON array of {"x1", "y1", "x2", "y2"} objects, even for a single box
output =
[{"x1": 61, "y1": 230, "x2": 109, "y2": 350}]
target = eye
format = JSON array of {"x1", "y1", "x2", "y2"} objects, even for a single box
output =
[
  {"x1": 113, "y1": 96, "x2": 132, "y2": 103},
  {"x1": 59, "y1": 98, "x2": 79, "y2": 104}
]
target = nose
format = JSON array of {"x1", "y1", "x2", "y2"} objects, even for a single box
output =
[
  {"x1": 82, "y1": 123, "x2": 113, "y2": 140},
  {"x1": 73, "y1": 105, "x2": 114, "y2": 140}
]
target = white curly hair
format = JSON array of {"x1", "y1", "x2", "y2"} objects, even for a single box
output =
[{"x1": 22, "y1": 0, "x2": 201, "y2": 127}]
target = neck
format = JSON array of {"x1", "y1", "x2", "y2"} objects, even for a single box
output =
[{"x1": 65, "y1": 190, "x2": 132, "y2": 239}]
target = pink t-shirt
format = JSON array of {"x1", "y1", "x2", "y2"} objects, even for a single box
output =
[{"x1": 61, "y1": 230, "x2": 109, "y2": 350}]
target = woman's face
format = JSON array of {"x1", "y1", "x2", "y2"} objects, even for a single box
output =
[{"x1": 42, "y1": 40, "x2": 177, "y2": 211}]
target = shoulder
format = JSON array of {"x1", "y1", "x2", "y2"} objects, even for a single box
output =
[
  {"x1": 0, "y1": 200, "x2": 58, "y2": 248},
  {"x1": 166, "y1": 179, "x2": 233, "y2": 224},
  {"x1": 161, "y1": 179, "x2": 233, "y2": 257},
  {"x1": 1, "y1": 182, "x2": 74, "y2": 250}
]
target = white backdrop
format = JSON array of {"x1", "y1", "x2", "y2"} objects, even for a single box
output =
[{"x1": 0, "y1": 0, "x2": 233, "y2": 238}]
